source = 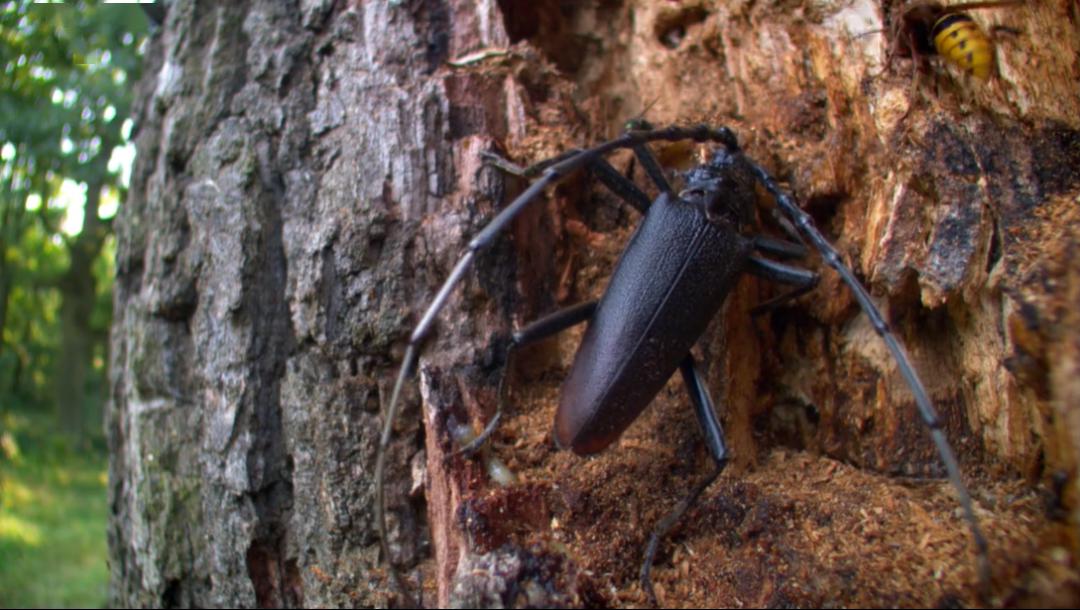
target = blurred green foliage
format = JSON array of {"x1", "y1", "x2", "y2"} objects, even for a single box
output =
[
  {"x1": 1, "y1": 0, "x2": 144, "y2": 425},
  {"x1": 1, "y1": 1, "x2": 148, "y2": 606}
]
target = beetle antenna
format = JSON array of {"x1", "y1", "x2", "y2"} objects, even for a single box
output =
[
  {"x1": 745, "y1": 160, "x2": 991, "y2": 595},
  {"x1": 376, "y1": 344, "x2": 421, "y2": 607}
]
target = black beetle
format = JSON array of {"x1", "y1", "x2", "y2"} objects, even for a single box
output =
[{"x1": 375, "y1": 124, "x2": 988, "y2": 603}]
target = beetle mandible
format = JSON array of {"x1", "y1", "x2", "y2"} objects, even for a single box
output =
[{"x1": 374, "y1": 124, "x2": 989, "y2": 602}]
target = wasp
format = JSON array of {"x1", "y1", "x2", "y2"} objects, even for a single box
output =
[{"x1": 885, "y1": 0, "x2": 1022, "y2": 80}]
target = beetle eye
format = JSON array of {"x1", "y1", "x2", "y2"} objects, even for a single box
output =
[{"x1": 625, "y1": 118, "x2": 653, "y2": 131}]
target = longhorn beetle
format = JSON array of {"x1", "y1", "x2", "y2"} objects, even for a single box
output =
[{"x1": 375, "y1": 124, "x2": 989, "y2": 603}]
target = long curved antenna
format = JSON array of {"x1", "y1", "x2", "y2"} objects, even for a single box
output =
[{"x1": 747, "y1": 161, "x2": 991, "y2": 596}]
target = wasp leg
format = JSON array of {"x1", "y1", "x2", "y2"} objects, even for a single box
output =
[
  {"x1": 989, "y1": 24, "x2": 1021, "y2": 38},
  {"x1": 641, "y1": 353, "x2": 728, "y2": 604},
  {"x1": 746, "y1": 160, "x2": 991, "y2": 594}
]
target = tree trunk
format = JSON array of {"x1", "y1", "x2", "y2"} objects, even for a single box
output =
[
  {"x1": 108, "y1": 0, "x2": 1080, "y2": 607},
  {"x1": 108, "y1": 0, "x2": 510, "y2": 606}
]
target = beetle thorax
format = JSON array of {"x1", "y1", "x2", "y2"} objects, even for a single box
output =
[{"x1": 678, "y1": 149, "x2": 757, "y2": 229}]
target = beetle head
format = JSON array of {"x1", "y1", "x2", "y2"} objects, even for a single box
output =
[{"x1": 679, "y1": 148, "x2": 757, "y2": 228}]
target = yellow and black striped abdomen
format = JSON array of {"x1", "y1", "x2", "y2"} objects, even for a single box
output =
[{"x1": 932, "y1": 13, "x2": 994, "y2": 80}]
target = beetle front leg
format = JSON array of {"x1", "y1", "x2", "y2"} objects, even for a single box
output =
[
  {"x1": 484, "y1": 148, "x2": 654, "y2": 214},
  {"x1": 641, "y1": 353, "x2": 729, "y2": 604},
  {"x1": 752, "y1": 235, "x2": 808, "y2": 260}
]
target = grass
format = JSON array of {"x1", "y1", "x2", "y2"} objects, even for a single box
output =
[{"x1": 0, "y1": 410, "x2": 108, "y2": 608}]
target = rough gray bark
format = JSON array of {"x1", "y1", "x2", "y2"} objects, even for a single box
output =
[
  {"x1": 109, "y1": 0, "x2": 1080, "y2": 607},
  {"x1": 108, "y1": 0, "x2": 510, "y2": 605}
]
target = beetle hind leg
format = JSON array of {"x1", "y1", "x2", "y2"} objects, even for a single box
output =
[{"x1": 641, "y1": 353, "x2": 729, "y2": 604}]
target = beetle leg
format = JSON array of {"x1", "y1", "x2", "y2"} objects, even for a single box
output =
[
  {"x1": 614, "y1": 117, "x2": 674, "y2": 194},
  {"x1": 746, "y1": 255, "x2": 820, "y2": 316},
  {"x1": 767, "y1": 206, "x2": 808, "y2": 247},
  {"x1": 752, "y1": 235, "x2": 808, "y2": 260},
  {"x1": 587, "y1": 157, "x2": 652, "y2": 214},
  {"x1": 485, "y1": 148, "x2": 653, "y2": 214},
  {"x1": 641, "y1": 353, "x2": 728, "y2": 604},
  {"x1": 746, "y1": 161, "x2": 992, "y2": 592},
  {"x1": 510, "y1": 300, "x2": 599, "y2": 346},
  {"x1": 480, "y1": 147, "x2": 583, "y2": 178},
  {"x1": 377, "y1": 155, "x2": 581, "y2": 602},
  {"x1": 450, "y1": 300, "x2": 599, "y2": 458},
  {"x1": 631, "y1": 139, "x2": 673, "y2": 194}
]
